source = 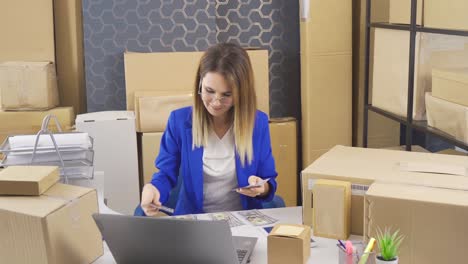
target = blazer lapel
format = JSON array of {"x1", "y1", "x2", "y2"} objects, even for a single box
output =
[{"x1": 185, "y1": 122, "x2": 204, "y2": 212}]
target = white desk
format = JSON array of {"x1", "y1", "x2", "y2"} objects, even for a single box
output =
[{"x1": 93, "y1": 206, "x2": 362, "y2": 264}]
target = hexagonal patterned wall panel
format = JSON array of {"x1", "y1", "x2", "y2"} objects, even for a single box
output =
[
  {"x1": 82, "y1": 0, "x2": 299, "y2": 118},
  {"x1": 82, "y1": 0, "x2": 216, "y2": 112},
  {"x1": 216, "y1": 0, "x2": 300, "y2": 118}
]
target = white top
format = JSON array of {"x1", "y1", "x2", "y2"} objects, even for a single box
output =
[{"x1": 202, "y1": 127, "x2": 243, "y2": 213}]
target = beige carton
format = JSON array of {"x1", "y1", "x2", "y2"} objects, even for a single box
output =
[
  {"x1": 268, "y1": 224, "x2": 311, "y2": 264},
  {"x1": 389, "y1": 0, "x2": 423, "y2": 25},
  {"x1": 312, "y1": 179, "x2": 351, "y2": 240},
  {"x1": 0, "y1": 166, "x2": 59, "y2": 196},
  {"x1": 53, "y1": 0, "x2": 86, "y2": 114},
  {"x1": 269, "y1": 118, "x2": 297, "y2": 206},
  {"x1": 0, "y1": 62, "x2": 59, "y2": 110},
  {"x1": 365, "y1": 183, "x2": 468, "y2": 264},
  {"x1": 141, "y1": 132, "x2": 163, "y2": 187},
  {"x1": 0, "y1": 183, "x2": 103, "y2": 264},
  {"x1": 432, "y1": 67, "x2": 468, "y2": 107},
  {"x1": 0, "y1": 0, "x2": 55, "y2": 62},
  {"x1": 424, "y1": 0, "x2": 468, "y2": 31},
  {"x1": 300, "y1": 0, "x2": 352, "y2": 167},
  {"x1": 0, "y1": 106, "x2": 75, "y2": 145},
  {"x1": 426, "y1": 92, "x2": 468, "y2": 143},
  {"x1": 138, "y1": 93, "x2": 193, "y2": 132},
  {"x1": 302, "y1": 145, "x2": 468, "y2": 235}
]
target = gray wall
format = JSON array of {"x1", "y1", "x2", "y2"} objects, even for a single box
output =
[{"x1": 82, "y1": 0, "x2": 300, "y2": 118}]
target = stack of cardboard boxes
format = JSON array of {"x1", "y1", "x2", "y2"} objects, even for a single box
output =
[
  {"x1": 301, "y1": 146, "x2": 468, "y2": 263},
  {"x1": 0, "y1": 166, "x2": 103, "y2": 263},
  {"x1": 0, "y1": 0, "x2": 79, "y2": 146},
  {"x1": 299, "y1": 0, "x2": 352, "y2": 166},
  {"x1": 125, "y1": 50, "x2": 299, "y2": 206}
]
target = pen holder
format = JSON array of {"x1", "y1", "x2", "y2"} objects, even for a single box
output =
[{"x1": 337, "y1": 243, "x2": 376, "y2": 264}]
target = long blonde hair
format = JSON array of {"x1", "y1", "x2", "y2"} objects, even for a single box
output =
[{"x1": 192, "y1": 43, "x2": 257, "y2": 166}]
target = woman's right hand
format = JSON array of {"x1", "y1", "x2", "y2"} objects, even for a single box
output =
[{"x1": 141, "y1": 184, "x2": 161, "y2": 217}]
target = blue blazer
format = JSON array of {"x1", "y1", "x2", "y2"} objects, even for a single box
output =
[{"x1": 151, "y1": 106, "x2": 278, "y2": 215}]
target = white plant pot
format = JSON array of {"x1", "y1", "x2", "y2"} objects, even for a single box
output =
[{"x1": 375, "y1": 256, "x2": 398, "y2": 264}]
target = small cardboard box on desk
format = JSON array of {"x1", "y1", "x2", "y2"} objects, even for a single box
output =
[
  {"x1": 0, "y1": 166, "x2": 59, "y2": 195},
  {"x1": 0, "y1": 166, "x2": 103, "y2": 264},
  {"x1": 268, "y1": 224, "x2": 311, "y2": 264}
]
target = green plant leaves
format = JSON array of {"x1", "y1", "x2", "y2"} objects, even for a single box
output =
[{"x1": 376, "y1": 227, "x2": 405, "y2": 261}]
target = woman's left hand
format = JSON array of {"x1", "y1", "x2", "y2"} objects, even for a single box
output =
[{"x1": 236, "y1": 175, "x2": 270, "y2": 197}]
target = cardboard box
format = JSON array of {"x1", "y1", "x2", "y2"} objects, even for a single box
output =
[
  {"x1": 301, "y1": 145, "x2": 468, "y2": 235},
  {"x1": 365, "y1": 183, "x2": 468, "y2": 264},
  {"x1": 372, "y1": 28, "x2": 423, "y2": 119},
  {"x1": 53, "y1": 0, "x2": 86, "y2": 114},
  {"x1": 0, "y1": 183, "x2": 103, "y2": 264},
  {"x1": 269, "y1": 118, "x2": 297, "y2": 206},
  {"x1": 300, "y1": 0, "x2": 352, "y2": 167},
  {"x1": 0, "y1": 166, "x2": 59, "y2": 195},
  {"x1": 426, "y1": 92, "x2": 468, "y2": 143},
  {"x1": 124, "y1": 50, "x2": 269, "y2": 116},
  {"x1": 141, "y1": 132, "x2": 163, "y2": 187},
  {"x1": 0, "y1": 106, "x2": 75, "y2": 144},
  {"x1": 432, "y1": 67, "x2": 468, "y2": 107},
  {"x1": 268, "y1": 224, "x2": 311, "y2": 264},
  {"x1": 424, "y1": 0, "x2": 468, "y2": 31},
  {"x1": 300, "y1": 54, "x2": 352, "y2": 167},
  {"x1": 389, "y1": 0, "x2": 423, "y2": 25},
  {"x1": 75, "y1": 111, "x2": 140, "y2": 215},
  {"x1": 0, "y1": 62, "x2": 59, "y2": 110},
  {"x1": 0, "y1": 0, "x2": 55, "y2": 63},
  {"x1": 138, "y1": 93, "x2": 193, "y2": 133},
  {"x1": 312, "y1": 179, "x2": 350, "y2": 240},
  {"x1": 133, "y1": 90, "x2": 193, "y2": 132},
  {"x1": 301, "y1": 0, "x2": 352, "y2": 54}
]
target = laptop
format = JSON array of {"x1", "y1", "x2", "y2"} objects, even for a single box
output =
[{"x1": 93, "y1": 214, "x2": 257, "y2": 264}]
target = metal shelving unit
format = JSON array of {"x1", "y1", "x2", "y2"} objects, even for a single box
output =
[{"x1": 363, "y1": 0, "x2": 468, "y2": 151}]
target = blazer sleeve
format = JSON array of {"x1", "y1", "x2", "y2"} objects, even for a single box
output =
[
  {"x1": 150, "y1": 111, "x2": 181, "y2": 204},
  {"x1": 255, "y1": 114, "x2": 278, "y2": 202}
]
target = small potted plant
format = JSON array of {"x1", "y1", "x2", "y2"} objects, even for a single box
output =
[{"x1": 375, "y1": 227, "x2": 404, "y2": 264}]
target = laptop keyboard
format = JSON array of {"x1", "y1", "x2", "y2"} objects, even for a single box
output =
[{"x1": 237, "y1": 249, "x2": 248, "y2": 263}]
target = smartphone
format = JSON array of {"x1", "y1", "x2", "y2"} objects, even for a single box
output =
[{"x1": 235, "y1": 178, "x2": 270, "y2": 191}]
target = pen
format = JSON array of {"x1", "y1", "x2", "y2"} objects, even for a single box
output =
[
  {"x1": 358, "y1": 237, "x2": 376, "y2": 264},
  {"x1": 149, "y1": 204, "x2": 175, "y2": 214},
  {"x1": 338, "y1": 240, "x2": 346, "y2": 250}
]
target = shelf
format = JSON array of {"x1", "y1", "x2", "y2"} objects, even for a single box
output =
[
  {"x1": 416, "y1": 26, "x2": 468, "y2": 37},
  {"x1": 366, "y1": 105, "x2": 408, "y2": 125},
  {"x1": 369, "y1": 23, "x2": 468, "y2": 37},
  {"x1": 369, "y1": 22, "x2": 410, "y2": 31},
  {"x1": 366, "y1": 106, "x2": 468, "y2": 150},
  {"x1": 412, "y1": 121, "x2": 468, "y2": 151},
  {"x1": 363, "y1": 0, "x2": 468, "y2": 151}
]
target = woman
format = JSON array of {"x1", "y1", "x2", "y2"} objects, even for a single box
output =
[{"x1": 141, "y1": 42, "x2": 277, "y2": 216}]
